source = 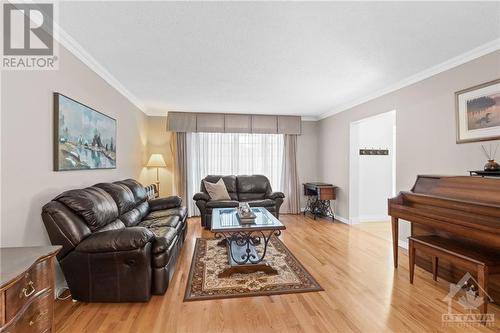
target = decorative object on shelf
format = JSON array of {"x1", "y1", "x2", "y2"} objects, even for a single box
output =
[
  {"x1": 485, "y1": 160, "x2": 500, "y2": 171},
  {"x1": 236, "y1": 202, "x2": 256, "y2": 224},
  {"x1": 455, "y1": 79, "x2": 500, "y2": 143},
  {"x1": 481, "y1": 144, "x2": 500, "y2": 171},
  {"x1": 54, "y1": 93, "x2": 117, "y2": 171},
  {"x1": 146, "y1": 153, "x2": 167, "y2": 194},
  {"x1": 359, "y1": 148, "x2": 389, "y2": 155}
]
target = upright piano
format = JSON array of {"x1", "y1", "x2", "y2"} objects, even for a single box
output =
[{"x1": 388, "y1": 175, "x2": 500, "y2": 299}]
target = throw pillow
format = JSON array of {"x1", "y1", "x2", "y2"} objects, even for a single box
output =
[{"x1": 203, "y1": 178, "x2": 231, "y2": 201}]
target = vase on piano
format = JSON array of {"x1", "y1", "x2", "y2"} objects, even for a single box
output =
[{"x1": 484, "y1": 159, "x2": 500, "y2": 171}]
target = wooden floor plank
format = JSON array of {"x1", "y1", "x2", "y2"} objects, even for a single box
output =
[{"x1": 54, "y1": 215, "x2": 500, "y2": 333}]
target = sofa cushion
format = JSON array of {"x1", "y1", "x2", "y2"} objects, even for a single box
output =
[
  {"x1": 237, "y1": 175, "x2": 270, "y2": 201},
  {"x1": 244, "y1": 199, "x2": 276, "y2": 207},
  {"x1": 149, "y1": 226, "x2": 178, "y2": 254},
  {"x1": 203, "y1": 178, "x2": 231, "y2": 200},
  {"x1": 201, "y1": 175, "x2": 238, "y2": 200},
  {"x1": 55, "y1": 187, "x2": 119, "y2": 231},
  {"x1": 115, "y1": 179, "x2": 147, "y2": 205},
  {"x1": 42, "y1": 201, "x2": 92, "y2": 259},
  {"x1": 136, "y1": 201, "x2": 150, "y2": 218},
  {"x1": 143, "y1": 207, "x2": 187, "y2": 221},
  {"x1": 120, "y1": 208, "x2": 142, "y2": 227},
  {"x1": 94, "y1": 183, "x2": 136, "y2": 215},
  {"x1": 94, "y1": 219, "x2": 126, "y2": 232},
  {"x1": 75, "y1": 227, "x2": 154, "y2": 253},
  {"x1": 149, "y1": 196, "x2": 182, "y2": 211},
  {"x1": 139, "y1": 215, "x2": 180, "y2": 229},
  {"x1": 206, "y1": 200, "x2": 239, "y2": 208}
]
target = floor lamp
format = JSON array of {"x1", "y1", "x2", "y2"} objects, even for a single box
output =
[{"x1": 146, "y1": 153, "x2": 167, "y2": 195}]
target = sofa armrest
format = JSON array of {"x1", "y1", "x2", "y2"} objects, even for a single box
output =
[
  {"x1": 193, "y1": 192, "x2": 210, "y2": 201},
  {"x1": 75, "y1": 227, "x2": 154, "y2": 253},
  {"x1": 267, "y1": 192, "x2": 285, "y2": 200},
  {"x1": 149, "y1": 196, "x2": 182, "y2": 211}
]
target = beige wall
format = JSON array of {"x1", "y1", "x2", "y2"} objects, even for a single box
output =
[
  {"x1": 297, "y1": 121, "x2": 319, "y2": 209},
  {"x1": 318, "y1": 50, "x2": 500, "y2": 242},
  {"x1": 146, "y1": 116, "x2": 175, "y2": 197},
  {"x1": 1, "y1": 45, "x2": 148, "y2": 287}
]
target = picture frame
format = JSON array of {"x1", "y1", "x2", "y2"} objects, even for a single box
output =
[
  {"x1": 455, "y1": 79, "x2": 500, "y2": 144},
  {"x1": 54, "y1": 93, "x2": 117, "y2": 171}
]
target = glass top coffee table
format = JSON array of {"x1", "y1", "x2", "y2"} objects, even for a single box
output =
[{"x1": 211, "y1": 207, "x2": 286, "y2": 278}]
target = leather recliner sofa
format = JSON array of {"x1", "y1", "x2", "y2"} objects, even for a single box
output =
[
  {"x1": 193, "y1": 175, "x2": 285, "y2": 229},
  {"x1": 41, "y1": 179, "x2": 187, "y2": 302}
]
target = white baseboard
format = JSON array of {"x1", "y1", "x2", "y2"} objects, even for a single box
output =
[
  {"x1": 300, "y1": 207, "x2": 349, "y2": 225},
  {"x1": 335, "y1": 216, "x2": 350, "y2": 224},
  {"x1": 357, "y1": 215, "x2": 390, "y2": 223},
  {"x1": 399, "y1": 239, "x2": 409, "y2": 250}
]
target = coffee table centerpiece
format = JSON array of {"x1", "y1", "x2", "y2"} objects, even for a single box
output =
[
  {"x1": 211, "y1": 207, "x2": 286, "y2": 278},
  {"x1": 236, "y1": 202, "x2": 256, "y2": 224}
]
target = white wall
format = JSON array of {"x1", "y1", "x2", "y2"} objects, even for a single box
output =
[
  {"x1": 318, "y1": 50, "x2": 500, "y2": 242},
  {"x1": 350, "y1": 111, "x2": 395, "y2": 222},
  {"x1": 1, "y1": 44, "x2": 149, "y2": 289}
]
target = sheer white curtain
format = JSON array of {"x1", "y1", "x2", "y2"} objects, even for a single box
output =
[{"x1": 187, "y1": 132, "x2": 284, "y2": 216}]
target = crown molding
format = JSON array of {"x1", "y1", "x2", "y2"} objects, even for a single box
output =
[
  {"x1": 318, "y1": 38, "x2": 500, "y2": 120},
  {"x1": 52, "y1": 22, "x2": 146, "y2": 113},
  {"x1": 301, "y1": 116, "x2": 319, "y2": 121}
]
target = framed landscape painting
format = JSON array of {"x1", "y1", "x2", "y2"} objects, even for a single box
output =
[
  {"x1": 456, "y1": 79, "x2": 500, "y2": 143},
  {"x1": 54, "y1": 93, "x2": 117, "y2": 171}
]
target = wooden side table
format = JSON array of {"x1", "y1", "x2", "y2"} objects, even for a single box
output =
[
  {"x1": 0, "y1": 246, "x2": 61, "y2": 333},
  {"x1": 303, "y1": 183, "x2": 337, "y2": 220}
]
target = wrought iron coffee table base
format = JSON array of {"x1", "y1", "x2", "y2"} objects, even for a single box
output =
[{"x1": 215, "y1": 230, "x2": 281, "y2": 278}]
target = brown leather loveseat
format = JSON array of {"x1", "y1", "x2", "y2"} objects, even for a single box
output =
[
  {"x1": 42, "y1": 179, "x2": 187, "y2": 302},
  {"x1": 193, "y1": 175, "x2": 284, "y2": 229}
]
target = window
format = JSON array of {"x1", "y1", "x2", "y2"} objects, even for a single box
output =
[{"x1": 187, "y1": 132, "x2": 284, "y2": 215}]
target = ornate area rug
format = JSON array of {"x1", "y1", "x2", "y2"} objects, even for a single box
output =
[{"x1": 184, "y1": 237, "x2": 323, "y2": 301}]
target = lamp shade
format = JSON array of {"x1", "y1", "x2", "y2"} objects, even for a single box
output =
[{"x1": 146, "y1": 154, "x2": 167, "y2": 167}]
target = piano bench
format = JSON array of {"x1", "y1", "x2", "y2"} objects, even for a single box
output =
[{"x1": 408, "y1": 235, "x2": 500, "y2": 314}]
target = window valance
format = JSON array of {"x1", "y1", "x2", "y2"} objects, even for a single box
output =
[{"x1": 166, "y1": 112, "x2": 301, "y2": 134}]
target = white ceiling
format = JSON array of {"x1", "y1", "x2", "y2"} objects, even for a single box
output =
[{"x1": 58, "y1": 1, "x2": 500, "y2": 119}]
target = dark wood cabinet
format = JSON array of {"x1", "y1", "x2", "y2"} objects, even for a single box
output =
[{"x1": 0, "y1": 246, "x2": 60, "y2": 333}]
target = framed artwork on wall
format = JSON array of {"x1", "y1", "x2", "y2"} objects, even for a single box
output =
[
  {"x1": 456, "y1": 79, "x2": 500, "y2": 143},
  {"x1": 54, "y1": 93, "x2": 117, "y2": 171}
]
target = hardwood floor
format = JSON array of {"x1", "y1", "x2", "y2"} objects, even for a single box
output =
[
  {"x1": 54, "y1": 215, "x2": 499, "y2": 333},
  {"x1": 352, "y1": 221, "x2": 392, "y2": 243}
]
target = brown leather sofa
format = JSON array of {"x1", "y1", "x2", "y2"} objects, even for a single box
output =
[
  {"x1": 193, "y1": 175, "x2": 284, "y2": 229},
  {"x1": 41, "y1": 179, "x2": 187, "y2": 302}
]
